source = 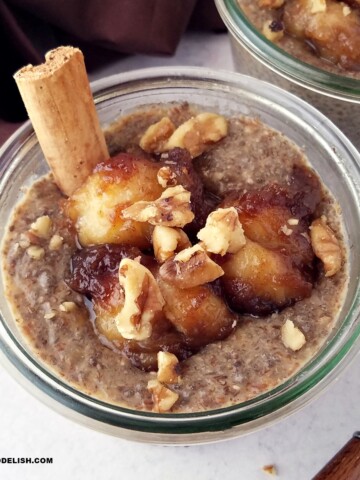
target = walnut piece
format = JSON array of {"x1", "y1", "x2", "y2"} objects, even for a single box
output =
[
  {"x1": 59, "y1": 301, "x2": 77, "y2": 312},
  {"x1": 152, "y1": 226, "x2": 191, "y2": 263},
  {"x1": 26, "y1": 245, "x2": 45, "y2": 260},
  {"x1": 122, "y1": 185, "x2": 194, "y2": 228},
  {"x1": 197, "y1": 207, "x2": 246, "y2": 256},
  {"x1": 49, "y1": 234, "x2": 64, "y2": 251},
  {"x1": 310, "y1": 0, "x2": 327, "y2": 13},
  {"x1": 164, "y1": 112, "x2": 228, "y2": 158},
  {"x1": 343, "y1": 5, "x2": 351, "y2": 16},
  {"x1": 262, "y1": 21, "x2": 284, "y2": 42},
  {"x1": 30, "y1": 215, "x2": 52, "y2": 239},
  {"x1": 159, "y1": 244, "x2": 224, "y2": 289},
  {"x1": 115, "y1": 258, "x2": 165, "y2": 340},
  {"x1": 281, "y1": 319, "x2": 306, "y2": 351},
  {"x1": 139, "y1": 117, "x2": 176, "y2": 153},
  {"x1": 147, "y1": 379, "x2": 179, "y2": 413},
  {"x1": 262, "y1": 464, "x2": 278, "y2": 476},
  {"x1": 157, "y1": 166, "x2": 177, "y2": 188},
  {"x1": 19, "y1": 233, "x2": 31, "y2": 249},
  {"x1": 157, "y1": 351, "x2": 181, "y2": 384},
  {"x1": 280, "y1": 224, "x2": 293, "y2": 236},
  {"x1": 310, "y1": 218, "x2": 342, "y2": 277}
]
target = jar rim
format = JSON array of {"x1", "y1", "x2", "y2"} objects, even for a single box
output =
[{"x1": 1, "y1": 67, "x2": 360, "y2": 442}]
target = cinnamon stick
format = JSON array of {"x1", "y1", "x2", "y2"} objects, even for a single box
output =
[
  {"x1": 14, "y1": 46, "x2": 109, "y2": 196},
  {"x1": 312, "y1": 433, "x2": 360, "y2": 480}
]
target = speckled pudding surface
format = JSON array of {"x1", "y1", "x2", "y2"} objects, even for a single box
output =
[{"x1": 1, "y1": 103, "x2": 348, "y2": 413}]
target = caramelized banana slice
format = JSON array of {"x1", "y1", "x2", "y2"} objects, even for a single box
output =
[
  {"x1": 158, "y1": 278, "x2": 237, "y2": 347},
  {"x1": 221, "y1": 166, "x2": 321, "y2": 273},
  {"x1": 67, "y1": 245, "x2": 192, "y2": 371},
  {"x1": 65, "y1": 244, "x2": 142, "y2": 310},
  {"x1": 66, "y1": 153, "x2": 163, "y2": 248},
  {"x1": 221, "y1": 239, "x2": 313, "y2": 315},
  {"x1": 220, "y1": 169, "x2": 320, "y2": 315},
  {"x1": 284, "y1": 0, "x2": 360, "y2": 70},
  {"x1": 66, "y1": 244, "x2": 237, "y2": 371},
  {"x1": 97, "y1": 311, "x2": 193, "y2": 372}
]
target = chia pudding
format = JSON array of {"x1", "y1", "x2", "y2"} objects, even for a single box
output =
[
  {"x1": 237, "y1": 0, "x2": 360, "y2": 79},
  {"x1": 1, "y1": 103, "x2": 348, "y2": 413}
]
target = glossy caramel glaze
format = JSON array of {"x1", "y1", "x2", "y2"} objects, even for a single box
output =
[
  {"x1": 283, "y1": 0, "x2": 360, "y2": 71},
  {"x1": 220, "y1": 166, "x2": 322, "y2": 315},
  {"x1": 66, "y1": 153, "x2": 163, "y2": 248},
  {"x1": 160, "y1": 148, "x2": 218, "y2": 236},
  {"x1": 66, "y1": 244, "x2": 236, "y2": 371}
]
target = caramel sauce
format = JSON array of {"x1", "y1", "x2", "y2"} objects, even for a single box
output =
[
  {"x1": 66, "y1": 244, "x2": 236, "y2": 371},
  {"x1": 65, "y1": 161, "x2": 323, "y2": 367},
  {"x1": 220, "y1": 166, "x2": 322, "y2": 315}
]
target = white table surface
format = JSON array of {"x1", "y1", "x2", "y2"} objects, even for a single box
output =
[{"x1": 1, "y1": 32, "x2": 359, "y2": 480}]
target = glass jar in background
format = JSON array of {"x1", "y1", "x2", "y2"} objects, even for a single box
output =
[{"x1": 215, "y1": 0, "x2": 360, "y2": 149}]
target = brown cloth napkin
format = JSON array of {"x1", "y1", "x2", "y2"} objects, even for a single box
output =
[{"x1": 0, "y1": 0, "x2": 225, "y2": 147}]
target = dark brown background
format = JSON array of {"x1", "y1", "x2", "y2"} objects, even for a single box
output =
[{"x1": 0, "y1": 0, "x2": 225, "y2": 146}]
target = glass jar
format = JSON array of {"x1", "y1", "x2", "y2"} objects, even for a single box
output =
[
  {"x1": 0, "y1": 67, "x2": 360, "y2": 444},
  {"x1": 215, "y1": 0, "x2": 360, "y2": 149}
]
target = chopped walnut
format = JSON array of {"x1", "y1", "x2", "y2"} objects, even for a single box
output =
[
  {"x1": 49, "y1": 234, "x2": 64, "y2": 251},
  {"x1": 30, "y1": 215, "x2": 52, "y2": 239},
  {"x1": 159, "y1": 244, "x2": 224, "y2": 289},
  {"x1": 262, "y1": 21, "x2": 284, "y2": 42},
  {"x1": 310, "y1": 0, "x2": 327, "y2": 13},
  {"x1": 287, "y1": 218, "x2": 299, "y2": 226},
  {"x1": 343, "y1": 5, "x2": 351, "y2": 16},
  {"x1": 197, "y1": 207, "x2": 246, "y2": 255},
  {"x1": 157, "y1": 351, "x2": 181, "y2": 384},
  {"x1": 262, "y1": 464, "x2": 278, "y2": 476},
  {"x1": 147, "y1": 379, "x2": 179, "y2": 413},
  {"x1": 19, "y1": 231, "x2": 40, "y2": 248},
  {"x1": 122, "y1": 185, "x2": 194, "y2": 228},
  {"x1": 44, "y1": 310, "x2": 56, "y2": 319},
  {"x1": 59, "y1": 301, "x2": 77, "y2": 312},
  {"x1": 19, "y1": 233, "x2": 31, "y2": 249},
  {"x1": 310, "y1": 218, "x2": 342, "y2": 277},
  {"x1": 164, "y1": 112, "x2": 228, "y2": 158},
  {"x1": 152, "y1": 226, "x2": 191, "y2": 263},
  {"x1": 26, "y1": 245, "x2": 45, "y2": 260},
  {"x1": 139, "y1": 117, "x2": 175, "y2": 153},
  {"x1": 157, "y1": 166, "x2": 177, "y2": 188},
  {"x1": 280, "y1": 224, "x2": 293, "y2": 236},
  {"x1": 115, "y1": 259, "x2": 165, "y2": 340},
  {"x1": 174, "y1": 244, "x2": 203, "y2": 262},
  {"x1": 281, "y1": 319, "x2": 306, "y2": 351}
]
